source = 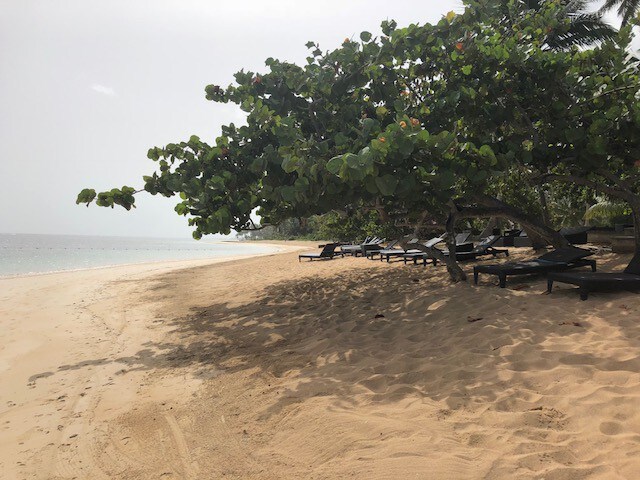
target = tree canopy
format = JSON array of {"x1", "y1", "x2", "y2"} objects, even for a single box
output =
[{"x1": 78, "y1": 0, "x2": 640, "y2": 280}]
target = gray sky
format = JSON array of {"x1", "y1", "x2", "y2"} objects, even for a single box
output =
[{"x1": 0, "y1": 0, "x2": 619, "y2": 238}]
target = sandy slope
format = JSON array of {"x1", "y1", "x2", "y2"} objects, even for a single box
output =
[{"x1": 2, "y1": 245, "x2": 640, "y2": 479}]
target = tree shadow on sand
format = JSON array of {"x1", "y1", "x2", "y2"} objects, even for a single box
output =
[{"x1": 51, "y1": 256, "x2": 640, "y2": 418}]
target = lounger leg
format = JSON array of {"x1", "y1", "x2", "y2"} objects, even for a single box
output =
[
  {"x1": 473, "y1": 271, "x2": 479, "y2": 285},
  {"x1": 498, "y1": 274, "x2": 507, "y2": 288},
  {"x1": 590, "y1": 262, "x2": 596, "y2": 272},
  {"x1": 579, "y1": 287, "x2": 589, "y2": 301},
  {"x1": 547, "y1": 279, "x2": 553, "y2": 293}
]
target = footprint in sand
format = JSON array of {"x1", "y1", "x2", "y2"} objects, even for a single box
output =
[{"x1": 600, "y1": 421, "x2": 623, "y2": 435}]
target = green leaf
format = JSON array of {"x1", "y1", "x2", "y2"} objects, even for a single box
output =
[
  {"x1": 360, "y1": 31, "x2": 372, "y2": 42},
  {"x1": 462, "y1": 65, "x2": 472, "y2": 75},
  {"x1": 362, "y1": 118, "x2": 379, "y2": 133},
  {"x1": 375, "y1": 174, "x2": 398, "y2": 196},
  {"x1": 280, "y1": 186, "x2": 297, "y2": 202},
  {"x1": 416, "y1": 130, "x2": 430, "y2": 145},
  {"x1": 345, "y1": 153, "x2": 360, "y2": 169},
  {"x1": 565, "y1": 128, "x2": 585, "y2": 144},
  {"x1": 398, "y1": 137, "x2": 414, "y2": 157},
  {"x1": 334, "y1": 132, "x2": 348, "y2": 146},
  {"x1": 375, "y1": 106, "x2": 388, "y2": 118},
  {"x1": 365, "y1": 177, "x2": 378, "y2": 194},
  {"x1": 326, "y1": 155, "x2": 343, "y2": 174},
  {"x1": 478, "y1": 145, "x2": 497, "y2": 166},
  {"x1": 437, "y1": 169, "x2": 456, "y2": 189}
]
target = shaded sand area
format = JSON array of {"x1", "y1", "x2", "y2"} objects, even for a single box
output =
[{"x1": 2, "y1": 245, "x2": 640, "y2": 479}]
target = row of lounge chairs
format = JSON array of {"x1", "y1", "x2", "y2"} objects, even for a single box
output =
[{"x1": 298, "y1": 236, "x2": 640, "y2": 300}]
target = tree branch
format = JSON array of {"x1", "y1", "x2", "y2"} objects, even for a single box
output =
[{"x1": 537, "y1": 172, "x2": 634, "y2": 202}]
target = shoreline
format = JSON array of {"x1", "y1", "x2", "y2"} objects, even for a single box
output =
[{"x1": 0, "y1": 241, "x2": 299, "y2": 280}]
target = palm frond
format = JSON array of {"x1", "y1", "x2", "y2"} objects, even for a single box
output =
[
  {"x1": 584, "y1": 200, "x2": 631, "y2": 221},
  {"x1": 600, "y1": 0, "x2": 622, "y2": 11},
  {"x1": 600, "y1": 0, "x2": 640, "y2": 26},
  {"x1": 620, "y1": 0, "x2": 640, "y2": 25},
  {"x1": 548, "y1": 12, "x2": 618, "y2": 49}
]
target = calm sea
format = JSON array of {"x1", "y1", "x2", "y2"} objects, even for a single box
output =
[{"x1": 0, "y1": 234, "x2": 278, "y2": 277}]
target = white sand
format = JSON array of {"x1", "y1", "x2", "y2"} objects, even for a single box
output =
[{"x1": 2, "y1": 245, "x2": 640, "y2": 479}]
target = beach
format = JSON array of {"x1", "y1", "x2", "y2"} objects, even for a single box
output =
[{"x1": 2, "y1": 244, "x2": 640, "y2": 479}]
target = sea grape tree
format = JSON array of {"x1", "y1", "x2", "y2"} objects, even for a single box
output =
[{"x1": 78, "y1": 0, "x2": 640, "y2": 278}]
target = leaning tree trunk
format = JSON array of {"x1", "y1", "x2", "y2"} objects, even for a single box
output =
[
  {"x1": 474, "y1": 195, "x2": 568, "y2": 249},
  {"x1": 403, "y1": 239, "x2": 466, "y2": 283}
]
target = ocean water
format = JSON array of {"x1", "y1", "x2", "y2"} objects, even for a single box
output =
[{"x1": 0, "y1": 234, "x2": 278, "y2": 277}]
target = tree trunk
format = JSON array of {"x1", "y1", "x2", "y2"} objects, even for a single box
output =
[
  {"x1": 473, "y1": 195, "x2": 568, "y2": 249},
  {"x1": 404, "y1": 240, "x2": 466, "y2": 283},
  {"x1": 538, "y1": 187, "x2": 550, "y2": 226},
  {"x1": 443, "y1": 210, "x2": 466, "y2": 282}
]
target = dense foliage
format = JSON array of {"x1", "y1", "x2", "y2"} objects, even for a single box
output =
[
  {"x1": 240, "y1": 210, "x2": 405, "y2": 242},
  {"x1": 78, "y1": 0, "x2": 640, "y2": 280}
]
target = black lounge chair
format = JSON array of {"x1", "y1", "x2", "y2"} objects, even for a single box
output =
[
  {"x1": 339, "y1": 236, "x2": 371, "y2": 255},
  {"x1": 560, "y1": 226, "x2": 591, "y2": 245},
  {"x1": 513, "y1": 231, "x2": 533, "y2": 248},
  {"x1": 450, "y1": 235, "x2": 509, "y2": 261},
  {"x1": 500, "y1": 229, "x2": 523, "y2": 247},
  {"x1": 402, "y1": 236, "x2": 447, "y2": 266},
  {"x1": 298, "y1": 243, "x2": 344, "y2": 262},
  {"x1": 362, "y1": 239, "x2": 394, "y2": 258},
  {"x1": 373, "y1": 238, "x2": 419, "y2": 262},
  {"x1": 341, "y1": 237, "x2": 384, "y2": 257},
  {"x1": 366, "y1": 240, "x2": 400, "y2": 259},
  {"x1": 473, "y1": 247, "x2": 596, "y2": 288},
  {"x1": 455, "y1": 232, "x2": 472, "y2": 245},
  {"x1": 547, "y1": 256, "x2": 640, "y2": 300},
  {"x1": 403, "y1": 234, "x2": 475, "y2": 265}
]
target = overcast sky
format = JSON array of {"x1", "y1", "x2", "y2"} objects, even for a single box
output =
[{"x1": 0, "y1": 0, "x2": 620, "y2": 238}]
